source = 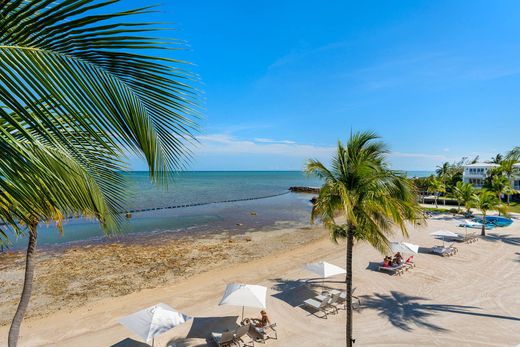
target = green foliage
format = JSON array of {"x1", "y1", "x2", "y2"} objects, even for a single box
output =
[
  {"x1": 305, "y1": 131, "x2": 424, "y2": 254},
  {"x1": 452, "y1": 181, "x2": 475, "y2": 212},
  {"x1": 0, "y1": 0, "x2": 199, "y2": 241},
  {"x1": 471, "y1": 190, "x2": 507, "y2": 216}
]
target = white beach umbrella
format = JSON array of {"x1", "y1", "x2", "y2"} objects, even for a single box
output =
[
  {"x1": 305, "y1": 261, "x2": 346, "y2": 278},
  {"x1": 389, "y1": 242, "x2": 419, "y2": 254},
  {"x1": 219, "y1": 283, "x2": 267, "y2": 320},
  {"x1": 430, "y1": 230, "x2": 459, "y2": 247},
  {"x1": 305, "y1": 261, "x2": 346, "y2": 291},
  {"x1": 119, "y1": 303, "x2": 191, "y2": 346}
]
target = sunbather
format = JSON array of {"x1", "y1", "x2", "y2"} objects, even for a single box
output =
[
  {"x1": 383, "y1": 256, "x2": 391, "y2": 267},
  {"x1": 393, "y1": 252, "x2": 403, "y2": 265},
  {"x1": 253, "y1": 310, "x2": 271, "y2": 328}
]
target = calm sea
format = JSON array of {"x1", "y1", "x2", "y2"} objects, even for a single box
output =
[{"x1": 3, "y1": 170, "x2": 433, "y2": 249}]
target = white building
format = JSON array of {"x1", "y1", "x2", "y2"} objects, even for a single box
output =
[{"x1": 462, "y1": 163, "x2": 520, "y2": 190}]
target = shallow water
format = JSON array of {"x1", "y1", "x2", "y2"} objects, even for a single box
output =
[
  {"x1": 3, "y1": 171, "x2": 321, "y2": 249},
  {"x1": 2, "y1": 170, "x2": 433, "y2": 250}
]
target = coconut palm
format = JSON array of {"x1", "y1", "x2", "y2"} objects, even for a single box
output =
[
  {"x1": 490, "y1": 175, "x2": 514, "y2": 200},
  {"x1": 436, "y1": 162, "x2": 450, "y2": 178},
  {"x1": 452, "y1": 181, "x2": 475, "y2": 213},
  {"x1": 305, "y1": 131, "x2": 423, "y2": 347},
  {"x1": 471, "y1": 190, "x2": 507, "y2": 236},
  {"x1": 1, "y1": 2, "x2": 199, "y2": 346},
  {"x1": 498, "y1": 159, "x2": 520, "y2": 205},
  {"x1": 487, "y1": 154, "x2": 503, "y2": 164},
  {"x1": 427, "y1": 177, "x2": 446, "y2": 208}
]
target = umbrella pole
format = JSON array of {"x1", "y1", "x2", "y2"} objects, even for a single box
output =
[{"x1": 151, "y1": 338, "x2": 154, "y2": 347}]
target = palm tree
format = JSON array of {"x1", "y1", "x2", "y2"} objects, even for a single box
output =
[
  {"x1": 452, "y1": 181, "x2": 475, "y2": 213},
  {"x1": 490, "y1": 175, "x2": 514, "y2": 201},
  {"x1": 1, "y1": 2, "x2": 199, "y2": 346},
  {"x1": 305, "y1": 131, "x2": 423, "y2": 347},
  {"x1": 498, "y1": 159, "x2": 520, "y2": 205},
  {"x1": 471, "y1": 190, "x2": 506, "y2": 236},
  {"x1": 436, "y1": 162, "x2": 451, "y2": 181},
  {"x1": 487, "y1": 154, "x2": 503, "y2": 164},
  {"x1": 427, "y1": 177, "x2": 446, "y2": 208}
]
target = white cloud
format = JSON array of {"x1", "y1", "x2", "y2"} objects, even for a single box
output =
[
  {"x1": 196, "y1": 134, "x2": 333, "y2": 157},
  {"x1": 389, "y1": 151, "x2": 447, "y2": 160},
  {"x1": 195, "y1": 134, "x2": 447, "y2": 161},
  {"x1": 254, "y1": 137, "x2": 296, "y2": 144}
]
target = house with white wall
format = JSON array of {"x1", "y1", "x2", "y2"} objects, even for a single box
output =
[{"x1": 462, "y1": 163, "x2": 520, "y2": 189}]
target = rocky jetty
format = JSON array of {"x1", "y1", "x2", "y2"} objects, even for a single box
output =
[{"x1": 289, "y1": 186, "x2": 320, "y2": 194}]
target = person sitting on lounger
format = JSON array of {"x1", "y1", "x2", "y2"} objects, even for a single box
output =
[
  {"x1": 254, "y1": 310, "x2": 271, "y2": 328},
  {"x1": 393, "y1": 252, "x2": 403, "y2": 265},
  {"x1": 383, "y1": 256, "x2": 391, "y2": 267}
]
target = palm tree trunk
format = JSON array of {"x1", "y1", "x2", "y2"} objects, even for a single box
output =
[
  {"x1": 8, "y1": 221, "x2": 38, "y2": 347},
  {"x1": 346, "y1": 228, "x2": 354, "y2": 347},
  {"x1": 481, "y1": 212, "x2": 486, "y2": 236}
]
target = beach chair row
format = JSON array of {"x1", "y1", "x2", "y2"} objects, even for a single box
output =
[
  {"x1": 431, "y1": 245, "x2": 458, "y2": 257},
  {"x1": 302, "y1": 289, "x2": 361, "y2": 318}
]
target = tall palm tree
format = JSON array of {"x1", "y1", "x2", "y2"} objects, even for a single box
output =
[
  {"x1": 452, "y1": 181, "x2": 475, "y2": 213},
  {"x1": 471, "y1": 190, "x2": 506, "y2": 236},
  {"x1": 1, "y1": 2, "x2": 199, "y2": 346},
  {"x1": 305, "y1": 131, "x2": 423, "y2": 347},
  {"x1": 499, "y1": 159, "x2": 520, "y2": 205},
  {"x1": 427, "y1": 177, "x2": 446, "y2": 208}
]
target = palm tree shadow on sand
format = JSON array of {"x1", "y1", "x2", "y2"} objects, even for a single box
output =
[
  {"x1": 483, "y1": 233, "x2": 520, "y2": 246},
  {"x1": 360, "y1": 291, "x2": 520, "y2": 332}
]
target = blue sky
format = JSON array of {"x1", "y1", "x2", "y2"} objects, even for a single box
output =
[{"x1": 119, "y1": 0, "x2": 520, "y2": 170}]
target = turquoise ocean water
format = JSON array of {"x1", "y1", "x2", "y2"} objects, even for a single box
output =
[{"x1": 3, "y1": 170, "x2": 432, "y2": 249}]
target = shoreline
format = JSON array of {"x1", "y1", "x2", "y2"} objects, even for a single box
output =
[
  {"x1": 3, "y1": 192, "x2": 316, "y2": 251},
  {"x1": 0, "y1": 223, "x2": 327, "y2": 326}
]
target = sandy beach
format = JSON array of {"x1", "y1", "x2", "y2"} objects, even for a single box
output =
[{"x1": 1, "y1": 213, "x2": 520, "y2": 346}]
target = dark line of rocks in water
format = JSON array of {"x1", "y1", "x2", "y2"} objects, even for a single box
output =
[
  {"x1": 288, "y1": 186, "x2": 320, "y2": 194},
  {"x1": 122, "y1": 190, "x2": 293, "y2": 217}
]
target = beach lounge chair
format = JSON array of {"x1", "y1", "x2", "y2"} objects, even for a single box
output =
[
  {"x1": 302, "y1": 296, "x2": 333, "y2": 318},
  {"x1": 337, "y1": 290, "x2": 361, "y2": 311},
  {"x1": 404, "y1": 256, "x2": 416, "y2": 269},
  {"x1": 431, "y1": 245, "x2": 457, "y2": 257},
  {"x1": 235, "y1": 324, "x2": 254, "y2": 347},
  {"x1": 211, "y1": 330, "x2": 238, "y2": 347},
  {"x1": 378, "y1": 263, "x2": 405, "y2": 276},
  {"x1": 326, "y1": 292, "x2": 341, "y2": 314},
  {"x1": 247, "y1": 323, "x2": 278, "y2": 343},
  {"x1": 448, "y1": 233, "x2": 478, "y2": 244}
]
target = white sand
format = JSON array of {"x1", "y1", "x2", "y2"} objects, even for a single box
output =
[{"x1": 1, "y1": 213, "x2": 519, "y2": 346}]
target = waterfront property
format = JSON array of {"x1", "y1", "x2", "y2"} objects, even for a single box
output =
[{"x1": 462, "y1": 162, "x2": 520, "y2": 189}]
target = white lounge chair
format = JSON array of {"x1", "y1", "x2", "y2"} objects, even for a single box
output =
[
  {"x1": 302, "y1": 297, "x2": 333, "y2": 318},
  {"x1": 447, "y1": 233, "x2": 478, "y2": 244},
  {"x1": 431, "y1": 245, "x2": 457, "y2": 257},
  {"x1": 235, "y1": 324, "x2": 254, "y2": 347},
  {"x1": 211, "y1": 330, "x2": 237, "y2": 347},
  {"x1": 247, "y1": 322, "x2": 278, "y2": 343},
  {"x1": 337, "y1": 290, "x2": 361, "y2": 311},
  {"x1": 378, "y1": 264, "x2": 405, "y2": 276}
]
